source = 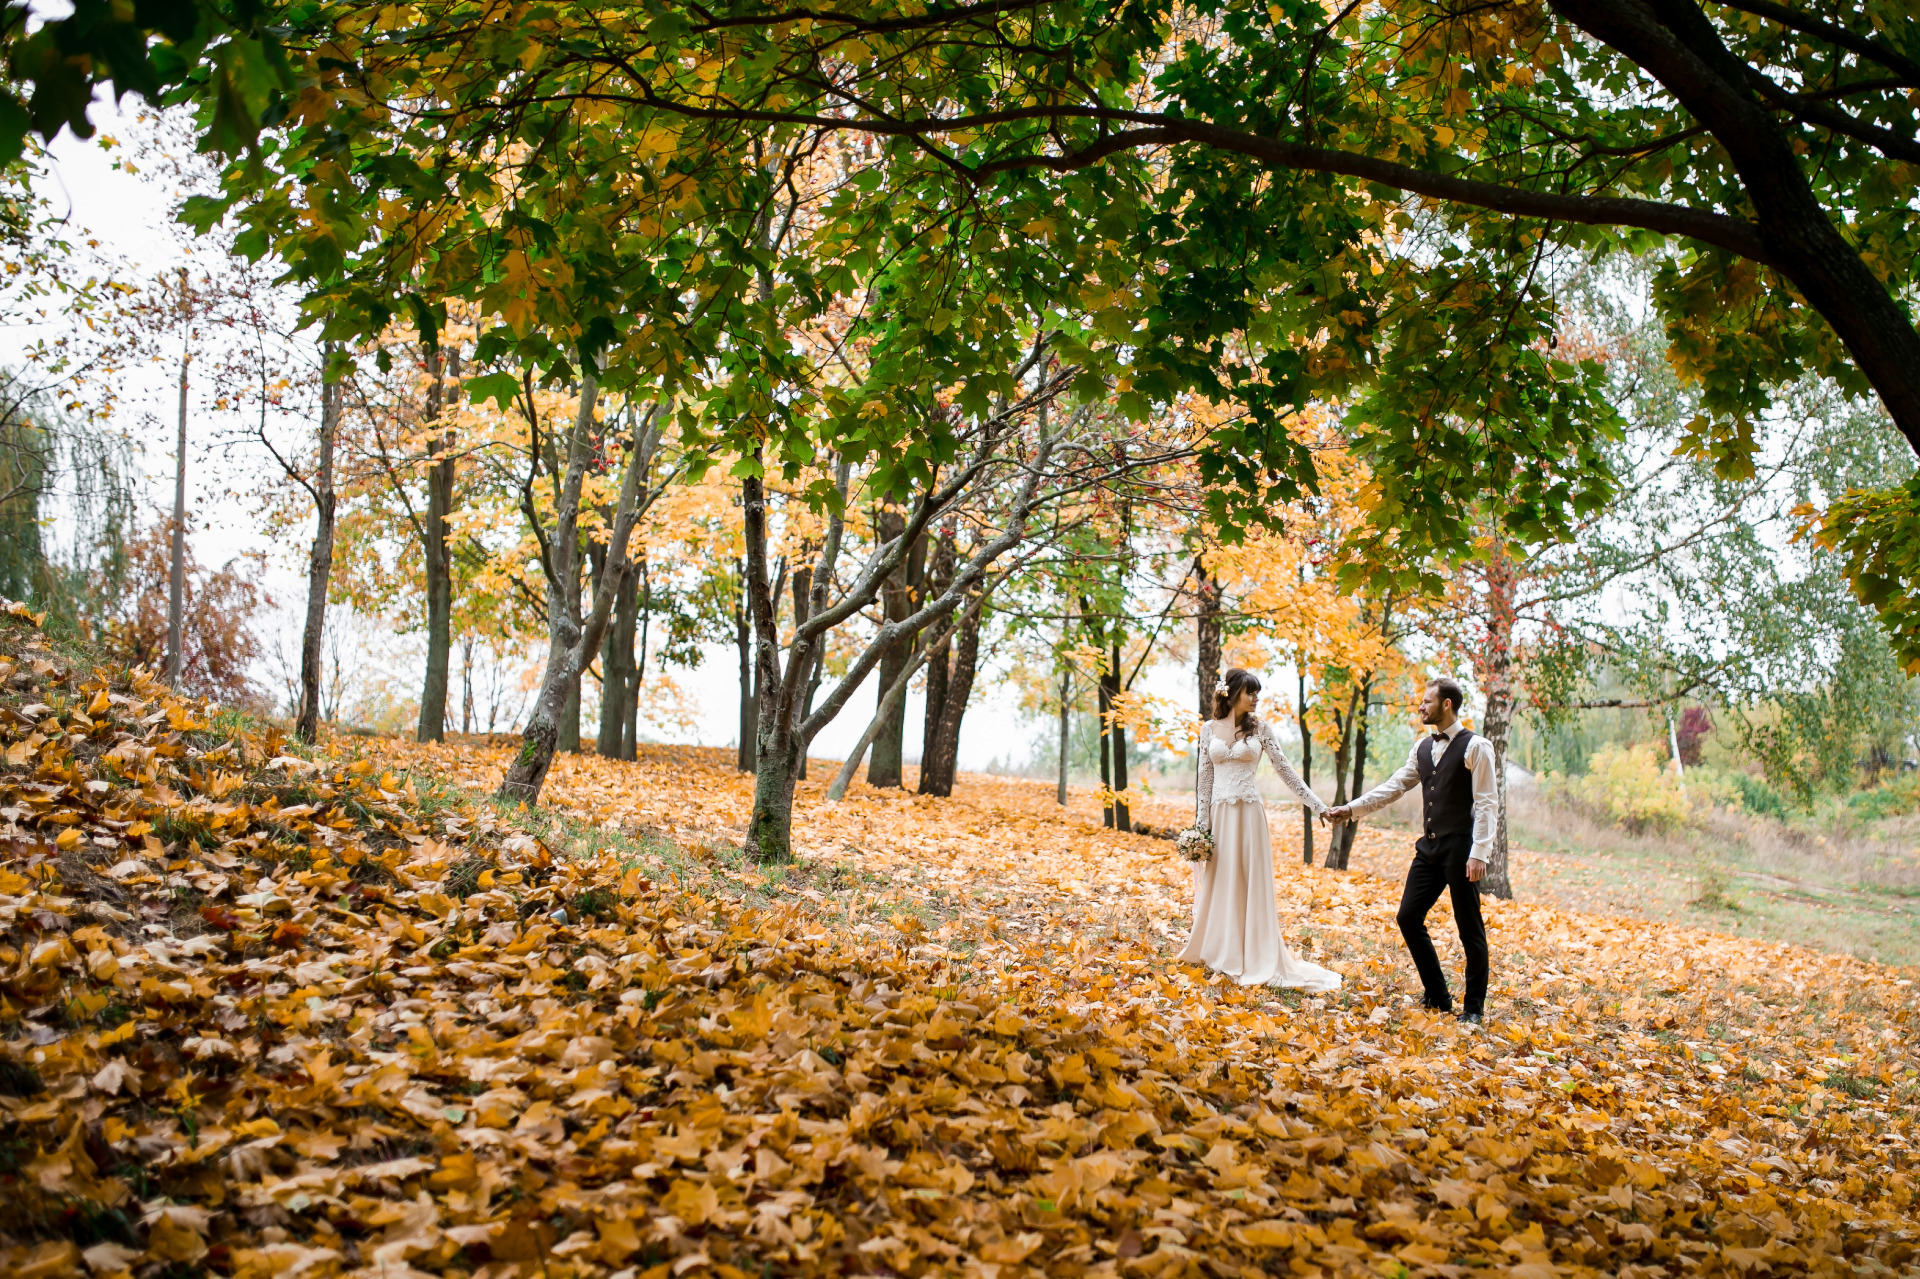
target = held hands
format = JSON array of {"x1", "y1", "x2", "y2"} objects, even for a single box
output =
[{"x1": 1321, "y1": 805, "x2": 1354, "y2": 827}]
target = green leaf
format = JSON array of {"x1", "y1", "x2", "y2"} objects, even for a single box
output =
[{"x1": 466, "y1": 372, "x2": 522, "y2": 412}]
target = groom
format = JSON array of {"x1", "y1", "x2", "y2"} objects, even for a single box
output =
[{"x1": 1324, "y1": 677, "x2": 1497, "y2": 1024}]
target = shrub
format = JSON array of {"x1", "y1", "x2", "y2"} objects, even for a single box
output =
[
  {"x1": 1847, "y1": 774, "x2": 1920, "y2": 821},
  {"x1": 1729, "y1": 770, "x2": 1792, "y2": 820},
  {"x1": 1566, "y1": 743, "x2": 1693, "y2": 833},
  {"x1": 1676, "y1": 706, "x2": 1714, "y2": 766}
]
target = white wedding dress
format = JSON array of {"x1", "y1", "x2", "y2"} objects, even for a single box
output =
[{"x1": 1180, "y1": 718, "x2": 1344, "y2": 992}]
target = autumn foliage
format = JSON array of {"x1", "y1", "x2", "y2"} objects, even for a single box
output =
[
  {"x1": 88, "y1": 523, "x2": 273, "y2": 711},
  {"x1": 0, "y1": 608, "x2": 1916, "y2": 1278}
]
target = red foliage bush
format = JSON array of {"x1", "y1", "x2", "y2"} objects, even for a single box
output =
[{"x1": 92, "y1": 520, "x2": 272, "y2": 708}]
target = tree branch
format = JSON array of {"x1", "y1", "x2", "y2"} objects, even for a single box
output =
[{"x1": 1712, "y1": 0, "x2": 1920, "y2": 88}]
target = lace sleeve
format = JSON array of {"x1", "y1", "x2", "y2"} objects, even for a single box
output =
[
  {"x1": 1194, "y1": 726, "x2": 1214, "y2": 831},
  {"x1": 1258, "y1": 718, "x2": 1326, "y2": 814}
]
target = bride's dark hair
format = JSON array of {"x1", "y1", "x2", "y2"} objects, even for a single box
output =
[{"x1": 1212, "y1": 667, "x2": 1262, "y2": 739}]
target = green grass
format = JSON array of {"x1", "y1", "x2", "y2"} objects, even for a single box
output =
[{"x1": 1498, "y1": 793, "x2": 1920, "y2": 967}]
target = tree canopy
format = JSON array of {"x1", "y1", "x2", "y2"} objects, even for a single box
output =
[{"x1": 7, "y1": 0, "x2": 1920, "y2": 657}]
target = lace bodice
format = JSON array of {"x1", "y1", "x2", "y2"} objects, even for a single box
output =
[{"x1": 1194, "y1": 717, "x2": 1325, "y2": 830}]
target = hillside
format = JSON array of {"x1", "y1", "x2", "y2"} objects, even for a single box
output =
[{"x1": 1, "y1": 611, "x2": 1916, "y2": 1277}]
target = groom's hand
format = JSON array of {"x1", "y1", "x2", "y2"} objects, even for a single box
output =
[
  {"x1": 1322, "y1": 805, "x2": 1352, "y2": 826},
  {"x1": 1466, "y1": 859, "x2": 1487, "y2": 882}
]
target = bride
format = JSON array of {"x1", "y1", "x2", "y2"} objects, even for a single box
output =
[{"x1": 1181, "y1": 667, "x2": 1344, "y2": 993}]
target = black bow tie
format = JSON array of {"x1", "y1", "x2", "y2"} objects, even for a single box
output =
[{"x1": 1431, "y1": 732, "x2": 1450, "y2": 741}]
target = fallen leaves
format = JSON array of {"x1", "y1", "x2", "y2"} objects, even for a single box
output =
[{"x1": 0, "y1": 610, "x2": 1916, "y2": 1278}]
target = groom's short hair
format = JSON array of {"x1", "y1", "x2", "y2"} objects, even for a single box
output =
[{"x1": 1428, "y1": 677, "x2": 1465, "y2": 714}]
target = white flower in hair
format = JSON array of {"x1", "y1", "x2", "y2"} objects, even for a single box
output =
[{"x1": 1213, "y1": 678, "x2": 1228, "y2": 695}]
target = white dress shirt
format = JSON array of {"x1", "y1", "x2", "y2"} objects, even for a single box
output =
[{"x1": 1346, "y1": 721, "x2": 1498, "y2": 865}]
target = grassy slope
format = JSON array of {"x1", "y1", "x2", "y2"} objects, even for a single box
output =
[
  {"x1": 1495, "y1": 791, "x2": 1920, "y2": 968},
  {"x1": 0, "y1": 614, "x2": 1917, "y2": 1278}
]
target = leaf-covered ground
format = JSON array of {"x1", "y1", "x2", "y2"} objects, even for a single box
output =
[{"x1": 2, "y1": 615, "x2": 1917, "y2": 1278}]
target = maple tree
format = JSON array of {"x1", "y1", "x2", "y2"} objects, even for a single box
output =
[
  {"x1": 1205, "y1": 420, "x2": 1418, "y2": 871},
  {"x1": 24, "y1": 2, "x2": 1916, "y2": 566}
]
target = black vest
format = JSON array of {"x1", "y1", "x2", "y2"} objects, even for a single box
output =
[{"x1": 1417, "y1": 730, "x2": 1476, "y2": 838}]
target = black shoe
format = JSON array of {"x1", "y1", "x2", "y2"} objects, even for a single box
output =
[{"x1": 1457, "y1": 1012, "x2": 1484, "y2": 1026}]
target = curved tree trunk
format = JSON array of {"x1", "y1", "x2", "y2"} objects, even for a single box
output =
[
  {"x1": 499, "y1": 384, "x2": 670, "y2": 806},
  {"x1": 1548, "y1": 0, "x2": 1920, "y2": 451},
  {"x1": 826, "y1": 597, "x2": 975, "y2": 803},
  {"x1": 746, "y1": 399, "x2": 1061, "y2": 859},
  {"x1": 500, "y1": 374, "x2": 601, "y2": 801},
  {"x1": 560, "y1": 540, "x2": 583, "y2": 754}
]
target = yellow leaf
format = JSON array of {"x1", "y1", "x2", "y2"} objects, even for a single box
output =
[{"x1": 1234, "y1": 1221, "x2": 1293, "y2": 1248}]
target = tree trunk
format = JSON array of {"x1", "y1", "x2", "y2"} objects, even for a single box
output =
[
  {"x1": 417, "y1": 342, "x2": 454, "y2": 742},
  {"x1": 1322, "y1": 683, "x2": 1361, "y2": 870},
  {"x1": 296, "y1": 358, "x2": 340, "y2": 743},
  {"x1": 166, "y1": 315, "x2": 189, "y2": 688},
  {"x1": 501, "y1": 374, "x2": 601, "y2": 799},
  {"x1": 1477, "y1": 540, "x2": 1519, "y2": 900},
  {"x1": 597, "y1": 560, "x2": 637, "y2": 757},
  {"x1": 499, "y1": 378, "x2": 668, "y2": 805},
  {"x1": 1056, "y1": 665, "x2": 1071, "y2": 806},
  {"x1": 920, "y1": 618, "x2": 950, "y2": 781},
  {"x1": 827, "y1": 599, "x2": 957, "y2": 802},
  {"x1": 1195, "y1": 554, "x2": 1221, "y2": 719},
  {"x1": 749, "y1": 410, "x2": 1060, "y2": 854},
  {"x1": 797, "y1": 648, "x2": 823, "y2": 780},
  {"x1": 460, "y1": 636, "x2": 474, "y2": 735},
  {"x1": 624, "y1": 563, "x2": 648, "y2": 760},
  {"x1": 1096, "y1": 665, "x2": 1114, "y2": 828},
  {"x1": 742, "y1": 464, "x2": 804, "y2": 860},
  {"x1": 919, "y1": 532, "x2": 957, "y2": 783},
  {"x1": 735, "y1": 561, "x2": 756, "y2": 772},
  {"x1": 920, "y1": 588, "x2": 981, "y2": 796},
  {"x1": 868, "y1": 512, "x2": 924, "y2": 788},
  {"x1": 745, "y1": 733, "x2": 802, "y2": 860},
  {"x1": 1109, "y1": 641, "x2": 1131, "y2": 831},
  {"x1": 1329, "y1": 677, "x2": 1371, "y2": 870},
  {"x1": 791, "y1": 562, "x2": 814, "y2": 782},
  {"x1": 560, "y1": 591, "x2": 579, "y2": 752},
  {"x1": 1298, "y1": 661, "x2": 1314, "y2": 866}
]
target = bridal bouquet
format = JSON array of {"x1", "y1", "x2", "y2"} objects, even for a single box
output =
[{"x1": 1175, "y1": 825, "x2": 1214, "y2": 863}]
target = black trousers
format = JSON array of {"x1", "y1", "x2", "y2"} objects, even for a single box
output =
[{"x1": 1396, "y1": 832, "x2": 1488, "y2": 1014}]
